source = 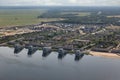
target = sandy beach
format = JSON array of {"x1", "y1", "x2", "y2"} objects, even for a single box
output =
[{"x1": 89, "y1": 51, "x2": 120, "y2": 58}]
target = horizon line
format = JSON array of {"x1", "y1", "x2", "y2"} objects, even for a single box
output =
[{"x1": 0, "y1": 5, "x2": 120, "y2": 7}]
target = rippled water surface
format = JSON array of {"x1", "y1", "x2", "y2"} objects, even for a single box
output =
[{"x1": 0, "y1": 47, "x2": 120, "y2": 80}]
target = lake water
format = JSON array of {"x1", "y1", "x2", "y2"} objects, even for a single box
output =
[{"x1": 0, "y1": 47, "x2": 120, "y2": 80}]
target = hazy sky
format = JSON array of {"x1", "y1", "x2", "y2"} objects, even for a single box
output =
[{"x1": 0, "y1": 0, "x2": 120, "y2": 6}]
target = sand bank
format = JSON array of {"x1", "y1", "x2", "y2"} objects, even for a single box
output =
[{"x1": 89, "y1": 51, "x2": 120, "y2": 58}]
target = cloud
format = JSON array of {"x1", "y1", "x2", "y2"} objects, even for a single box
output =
[
  {"x1": 69, "y1": 0, "x2": 77, "y2": 3},
  {"x1": 0, "y1": 0, "x2": 120, "y2": 6}
]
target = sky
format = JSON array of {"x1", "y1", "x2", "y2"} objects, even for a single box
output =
[{"x1": 0, "y1": 0, "x2": 120, "y2": 6}]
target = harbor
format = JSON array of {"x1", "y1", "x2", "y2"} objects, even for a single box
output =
[
  {"x1": 13, "y1": 43, "x2": 120, "y2": 59},
  {"x1": 13, "y1": 44, "x2": 86, "y2": 60}
]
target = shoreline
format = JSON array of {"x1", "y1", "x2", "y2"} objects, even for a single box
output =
[{"x1": 89, "y1": 51, "x2": 120, "y2": 58}]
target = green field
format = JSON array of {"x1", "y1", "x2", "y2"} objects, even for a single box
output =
[
  {"x1": 0, "y1": 8, "x2": 91, "y2": 27},
  {"x1": 0, "y1": 9, "x2": 60, "y2": 27},
  {"x1": 61, "y1": 12, "x2": 90, "y2": 17}
]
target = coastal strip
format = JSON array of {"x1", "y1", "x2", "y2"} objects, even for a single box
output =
[{"x1": 89, "y1": 51, "x2": 120, "y2": 58}]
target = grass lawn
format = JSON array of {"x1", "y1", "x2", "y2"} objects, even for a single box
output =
[
  {"x1": 0, "y1": 9, "x2": 60, "y2": 27},
  {"x1": 0, "y1": 8, "x2": 91, "y2": 27},
  {"x1": 61, "y1": 12, "x2": 91, "y2": 16}
]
